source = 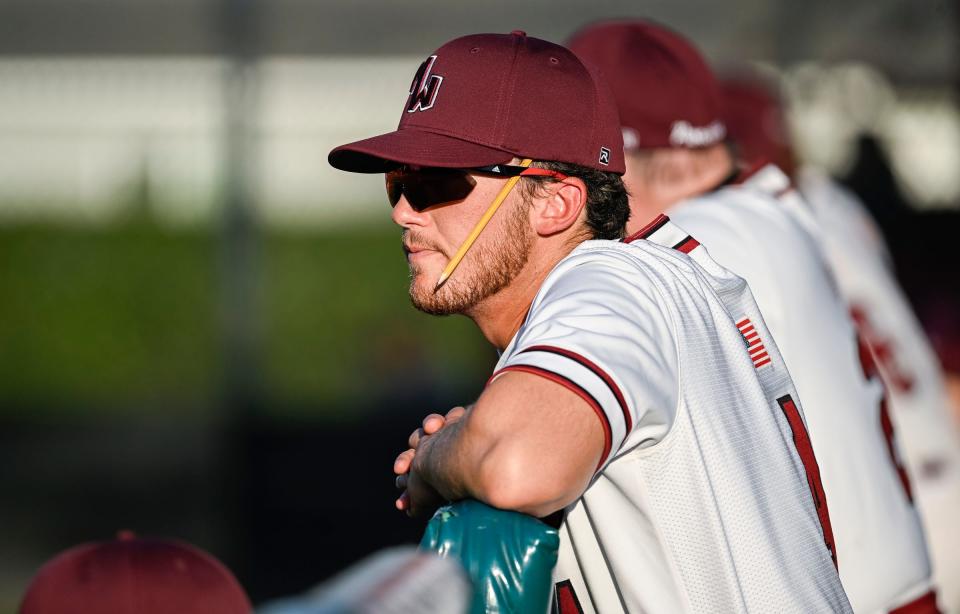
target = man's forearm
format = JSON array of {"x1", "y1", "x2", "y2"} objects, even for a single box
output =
[
  {"x1": 410, "y1": 373, "x2": 604, "y2": 516},
  {"x1": 413, "y1": 415, "x2": 486, "y2": 503}
]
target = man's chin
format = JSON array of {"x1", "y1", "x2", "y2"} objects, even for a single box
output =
[
  {"x1": 410, "y1": 298, "x2": 457, "y2": 316},
  {"x1": 409, "y1": 286, "x2": 455, "y2": 316},
  {"x1": 408, "y1": 277, "x2": 468, "y2": 316}
]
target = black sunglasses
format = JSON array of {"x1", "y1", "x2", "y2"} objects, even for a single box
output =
[{"x1": 385, "y1": 164, "x2": 568, "y2": 211}]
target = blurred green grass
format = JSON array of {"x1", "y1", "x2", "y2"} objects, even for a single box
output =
[{"x1": 0, "y1": 221, "x2": 493, "y2": 417}]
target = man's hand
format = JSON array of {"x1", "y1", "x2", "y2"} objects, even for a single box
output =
[
  {"x1": 395, "y1": 466, "x2": 446, "y2": 518},
  {"x1": 394, "y1": 371, "x2": 605, "y2": 518},
  {"x1": 395, "y1": 406, "x2": 467, "y2": 477},
  {"x1": 394, "y1": 406, "x2": 467, "y2": 515}
]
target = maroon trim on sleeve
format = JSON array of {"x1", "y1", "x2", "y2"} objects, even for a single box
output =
[
  {"x1": 520, "y1": 345, "x2": 632, "y2": 432},
  {"x1": 673, "y1": 236, "x2": 700, "y2": 254},
  {"x1": 490, "y1": 365, "x2": 612, "y2": 471},
  {"x1": 623, "y1": 213, "x2": 669, "y2": 244}
]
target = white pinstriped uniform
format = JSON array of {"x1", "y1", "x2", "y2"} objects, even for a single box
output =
[
  {"x1": 669, "y1": 164, "x2": 935, "y2": 613},
  {"x1": 491, "y1": 230, "x2": 850, "y2": 614},
  {"x1": 798, "y1": 166, "x2": 960, "y2": 614}
]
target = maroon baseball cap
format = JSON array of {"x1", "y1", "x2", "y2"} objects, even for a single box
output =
[
  {"x1": 720, "y1": 74, "x2": 796, "y2": 176},
  {"x1": 19, "y1": 532, "x2": 252, "y2": 614},
  {"x1": 328, "y1": 31, "x2": 624, "y2": 174},
  {"x1": 568, "y1": 20, "x2": 726, "y2": 151}
]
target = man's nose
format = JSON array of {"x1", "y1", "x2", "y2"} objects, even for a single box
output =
[{"x1": 391, "y1": 195, "x2": 430, "y2": 228}]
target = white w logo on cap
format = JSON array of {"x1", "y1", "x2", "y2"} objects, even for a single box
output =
[{"x1": 406, "y1": 55, "x2": 444, "y2": 113}]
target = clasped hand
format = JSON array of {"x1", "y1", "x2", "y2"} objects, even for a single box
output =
[{"x1": 393, "y1": 406, "x2": 467, "y2": 517}]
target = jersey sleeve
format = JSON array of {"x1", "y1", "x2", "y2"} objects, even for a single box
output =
[{"x1": 491, "y1": 253, "x2": 680, "y2": 470}]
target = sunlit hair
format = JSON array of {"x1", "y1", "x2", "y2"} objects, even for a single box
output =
[{"x1": 517, "y1": 161, "x2": 630, "y2": 240}]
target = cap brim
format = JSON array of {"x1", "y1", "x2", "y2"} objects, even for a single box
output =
[{"x1": 328, "y1": 128, "x2": 515, "y2": 173}]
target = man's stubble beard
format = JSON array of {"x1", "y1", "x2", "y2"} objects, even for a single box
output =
[{"x1": 406, "y1": 201, "x2": 533, "y2": 316}]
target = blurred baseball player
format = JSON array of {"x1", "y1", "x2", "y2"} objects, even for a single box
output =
[
  {"x1": 330, "y1": 31, "x2": 850, "y2": 613},
  {"x1": 722, "y1": 73, "x2": 960, "y2": 613},
  {"x1": 570, "y1": 20, "x2": 937, "y2": 613}
]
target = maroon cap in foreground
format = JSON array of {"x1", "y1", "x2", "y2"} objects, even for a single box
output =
[
  {"x1": 568, "y1": 20, "x2": 726, "y2": 151},
  {"x1": 329, "y1": 31, "x2": 625, "y2": 174},
  {"x1": 720, "y1": 74, "x2": 796, "y2": 176},
  {"x1": 19, "y1": 533, "x2": 252, "y2": 614}
]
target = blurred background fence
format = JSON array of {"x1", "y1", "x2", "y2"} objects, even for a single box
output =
[{"x1": 1, "y1": 0, "x2": 958, "y2": 609}]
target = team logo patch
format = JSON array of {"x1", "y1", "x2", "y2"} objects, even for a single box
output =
[
  {"x1": 737, "y1": 317, "x2": 771, "y2": 369},
  {"x1": 406, "y1": 55, "x2": 443, "y2": 113},
  {"x1": 598, "y1": 147, "x2": 611, "y2": 166}
]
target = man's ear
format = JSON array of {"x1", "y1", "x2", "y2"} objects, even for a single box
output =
[{"x1": 529, "y1": 178, "x2": 588, "y2": 237}]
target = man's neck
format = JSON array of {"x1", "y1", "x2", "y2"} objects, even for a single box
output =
[
  {"x1": 467, "y1": 240, "x2": 573, "y2": 351},
  {"x1": 625, "y1": 144, "x2": 735, "y2": 235},
  {"x1": 667, "y1": 143, "x2": 737, "y2": 206}
]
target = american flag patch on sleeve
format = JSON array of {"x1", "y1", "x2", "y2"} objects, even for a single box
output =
[{"x1": 737, "y1": 318, "x2": 771, "y2": 369}]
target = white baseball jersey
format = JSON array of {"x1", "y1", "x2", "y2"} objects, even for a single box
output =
[
  {"x1": 491, "y1": 234, "x2": 850, "y2": 613},
  {"x1": 799, "y1": 166, "x2": 960, "y2": 614},
  {"x1": 669, "y1": 164, "x2": 934, "y2": 613}
]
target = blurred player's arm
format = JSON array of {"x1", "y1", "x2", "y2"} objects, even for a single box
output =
[{"x1": 401, "y1": 371, "x2": 605, "y2": 518}]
